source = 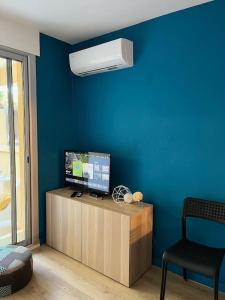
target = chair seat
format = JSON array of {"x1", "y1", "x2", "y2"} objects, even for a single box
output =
[
  {"x1": 164, "y1": 239, "x2": 225, "y2": 277},
  {"x1": 0, "y1": 245, "x2": 33, "y2": 297}
]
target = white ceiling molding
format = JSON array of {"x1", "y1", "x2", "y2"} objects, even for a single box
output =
[{"x1": 0, "y1": 17, "x2": 40, "y2": 56}]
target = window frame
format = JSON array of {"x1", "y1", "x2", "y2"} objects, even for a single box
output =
[{"x1": 0, "y1": 46, "x2": 39, "y2": 246}]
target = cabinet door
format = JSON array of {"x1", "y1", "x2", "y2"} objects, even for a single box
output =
[
  {"x1": 82, "y1": 203, "x2": 130, "y2": 286},
  {"x1": 46, "y1": 193, "x2": 82, "y2": 261}
]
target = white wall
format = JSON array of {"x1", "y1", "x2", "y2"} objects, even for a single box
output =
[{"x1": 0, "y1": 17, "x2": 40, "y2": 56}]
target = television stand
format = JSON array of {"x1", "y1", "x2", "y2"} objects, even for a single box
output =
[{"x1": 46, "y1": 187, "x2": 153, "y2": 287}]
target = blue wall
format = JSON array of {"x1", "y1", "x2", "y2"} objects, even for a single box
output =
[
  {"x1": 36, "y1": 34, "x2": 74, "y2": 244},
  {"x1": 71, "y1": 0, "x2": 225, "y2": 290}
]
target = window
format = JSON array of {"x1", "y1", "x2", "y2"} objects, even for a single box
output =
[{"x1": 0, "y1": 49, "x2": 37, "y2": 246}]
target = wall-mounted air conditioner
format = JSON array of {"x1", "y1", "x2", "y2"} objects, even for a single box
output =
[{"x1": 69, "y1": 38, "x2": 133, "y2": 77}]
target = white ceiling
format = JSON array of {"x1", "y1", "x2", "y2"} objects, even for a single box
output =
[{"x1": 0, "y1": 0, "x2": 212, "y2": 45}]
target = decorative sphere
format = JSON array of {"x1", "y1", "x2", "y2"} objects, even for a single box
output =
[
  {"x1": 124, "y1": 193, "x2": 133, "y2": 204},
  {"x1": 112, "y1": 185, "x2": 131, "y2": 205},
  {"x1": 132, "y1": 192, "x2": 143, "y2": 202}
]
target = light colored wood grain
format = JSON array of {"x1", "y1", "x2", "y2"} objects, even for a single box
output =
[
  {"x1": 82, "y1": 203, "x2": 130, "y2": 286},
  {"x1": 5, "y1": 246, "x2": 225, "y2": 300},
  {"x1": 50, "y1": 187, "x2": 151, "y2": 216},
  {"x1": 46, "y1": 192, "x2": 82, "y2": 261},
  {"x1": 130, "y1": 206, "x2": 153, "y2": 285},
  {"x1": 46, "y1": 193, "x2": 52, "y2": 246},
  {"x1": 46, "y1": 188, "x2": 153, "y2": 287},
  {"x1": 81, "y1": 203, "x2": 105, "y2": 274}
]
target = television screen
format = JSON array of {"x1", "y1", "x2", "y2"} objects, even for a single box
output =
[{"x1": 65, "y1": 151, "x2": 110, "y2": 194}]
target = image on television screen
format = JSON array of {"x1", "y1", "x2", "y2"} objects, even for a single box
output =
[{"x1": 65, "y1": 151, "x2": 110, "y2": 193}]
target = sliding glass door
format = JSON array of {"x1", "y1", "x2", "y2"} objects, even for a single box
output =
[{"x1": 0, "y1": 49, "x2": 30, "y2": 246}]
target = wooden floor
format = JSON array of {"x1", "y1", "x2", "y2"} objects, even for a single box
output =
[{"x1": 5, "y1": 245, "x2": 225, "y2": 300}]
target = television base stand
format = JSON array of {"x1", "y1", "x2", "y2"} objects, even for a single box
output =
[{"x1": 89, "y1": 192, "x2": 104, "y2": 199}]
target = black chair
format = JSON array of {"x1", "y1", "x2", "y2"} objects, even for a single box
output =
[{"x1": 160, "y1": 197, "x2": 225, "y2": 300}]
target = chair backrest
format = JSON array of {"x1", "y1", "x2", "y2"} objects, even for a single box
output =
[{"x1": 182, "y1": 197, "x2": 225, "y2": 239}]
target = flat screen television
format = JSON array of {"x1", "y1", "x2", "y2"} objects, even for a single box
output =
[{"x1": 64, "y1": 151, "x2": 110, "y2": 195}]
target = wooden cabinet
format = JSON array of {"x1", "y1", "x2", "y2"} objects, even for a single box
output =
[
  {"x1": 46, "y1": 192, "x2": 82, "y2": 261},
  {"x1": 46, "y1": 188, "x2": 153, "y2": 287}
]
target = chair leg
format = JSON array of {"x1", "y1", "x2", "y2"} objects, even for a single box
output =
[
  {"x1": 183, "y1": 268, "x2": 187, "y2": 281},
  {"x1": 214, "y1": 276, "x2": 219, "y2": 300},
  {"x1": 160, "y1": 260, "x2": 168, "y2": 300}
]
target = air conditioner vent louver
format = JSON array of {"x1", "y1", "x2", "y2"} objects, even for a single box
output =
[
  {"x1": 77, "y1": 64, "x2": 123, "y2": 77},
  {"x1": 69, "y1": 39, "x2": 133, "y2": 77}
]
